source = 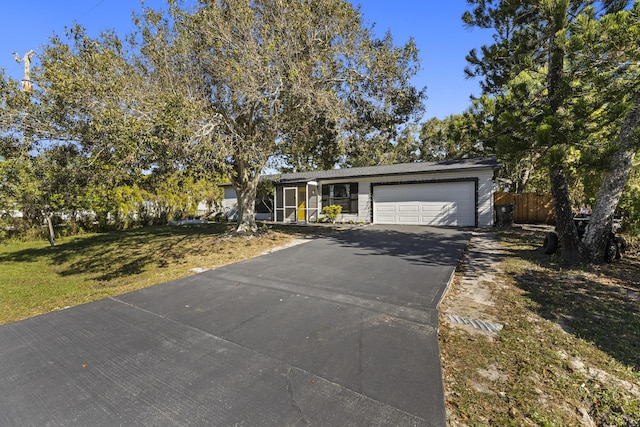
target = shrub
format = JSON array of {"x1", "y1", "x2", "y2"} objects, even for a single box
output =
[{"x1": 321, "y1": 205, "x2": 342, "y2": 223}]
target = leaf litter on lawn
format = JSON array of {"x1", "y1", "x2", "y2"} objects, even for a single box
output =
[{"x1": 440, "y1": 228, "x2": 640, "y2": 426}]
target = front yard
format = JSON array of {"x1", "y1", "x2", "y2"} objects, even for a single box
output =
[
  {"x1": 441, "y1": 228, "x2": 640, "y2": 426},
  {"x1": 0, "y1": 223, "x2": 316, "y2": 325}
]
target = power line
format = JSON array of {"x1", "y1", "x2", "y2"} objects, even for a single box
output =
[{"x1": 78, "y1": 0, "x2": 107, "y2": 20}]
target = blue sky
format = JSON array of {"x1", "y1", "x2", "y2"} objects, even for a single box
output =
[{"x1": 0, "y1": 0, "x2": 493, "y2": 120}]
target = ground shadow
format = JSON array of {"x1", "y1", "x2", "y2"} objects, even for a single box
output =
[
  {"x1": 515, "y1": 268, "x2": 640, "y2": 370},
  {"x1": 322, "y1": 225, "x2": 473, "y2": 267},
  {"x1": 0, "y1": 223, "x2": 233, "y2": 282},
  {"x1": 500, "y1": 229, "x2": 640, "y2": 370}
]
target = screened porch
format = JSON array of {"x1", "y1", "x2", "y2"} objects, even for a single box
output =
[{"x1": 274, "y1": 182, "x2": 319, "y2": 223}]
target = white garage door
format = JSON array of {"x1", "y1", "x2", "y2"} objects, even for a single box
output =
[{"x1": 373, "y1": 181, "x2": 475, "y2": 226}]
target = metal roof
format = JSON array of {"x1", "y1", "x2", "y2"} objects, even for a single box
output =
[{"x1": 268, "y1": 157, "x2": 500, "y2": 184}]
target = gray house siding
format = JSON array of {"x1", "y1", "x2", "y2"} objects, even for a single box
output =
[{"x1": 317, "y1": 168, "x2": 495, "y2": 227}]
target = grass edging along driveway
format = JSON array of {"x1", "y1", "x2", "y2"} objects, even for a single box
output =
[
  {"x1": 0, "y1": 223, "x2": 326, "y2": 325},
  {"x1": 440, "y1": 228, "x2": 640, "y2": 426}
]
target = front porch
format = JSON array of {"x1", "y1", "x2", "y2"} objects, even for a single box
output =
[{"x1": 274, "y1": 182, "x2": 319, "y2": 223}]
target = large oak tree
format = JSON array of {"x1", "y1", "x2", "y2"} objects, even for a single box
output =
[{"x1": 133, "y1": 0, "x2": 424, "y2": 232}]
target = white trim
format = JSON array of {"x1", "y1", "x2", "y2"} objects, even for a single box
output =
[{"x1": 283, "y1": 187, "x2": 298, "y2": 223}]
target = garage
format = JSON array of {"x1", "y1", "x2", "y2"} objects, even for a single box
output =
[
  {"x1": 373, "y1": 181, "x2": 476, "y2": 226},
  {"x1": 266, "y1": 157, "x2": 499, "y2": 227}
]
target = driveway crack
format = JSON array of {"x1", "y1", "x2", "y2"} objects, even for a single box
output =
[
  {"x1": 220, "y1": 308, "x2": 269, "y2": 338},
  {"x1": 286, "y1": 366, "x2": 310, "y2": 425}
]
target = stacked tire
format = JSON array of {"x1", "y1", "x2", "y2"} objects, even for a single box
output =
[{"x1": 542, "y1": 231, "x2": 626, "y2": 263}]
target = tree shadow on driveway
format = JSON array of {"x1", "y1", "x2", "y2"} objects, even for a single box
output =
[{"x1": 324, "y1": 225, "x2": 473, "y2": 267}]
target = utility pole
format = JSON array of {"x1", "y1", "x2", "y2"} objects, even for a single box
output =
[
  {"x1": 12, "y1": 50, "x2": 55, "y2": 245},
  {"x1": 12, "y1": 50, "x2": 35, "y2": 92}
]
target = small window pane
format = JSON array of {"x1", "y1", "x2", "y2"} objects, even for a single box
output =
[{"x1": 330, "y1": 184, "x2": 349, "y2": 199}]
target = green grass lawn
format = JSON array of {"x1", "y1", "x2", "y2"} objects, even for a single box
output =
[{"x1": 0, "y1": 223, "x2": 303, "y2": 324}]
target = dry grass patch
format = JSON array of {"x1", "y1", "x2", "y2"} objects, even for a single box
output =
[{"x1": 441, "y1": 229, "x2": 640, "y2": 426}]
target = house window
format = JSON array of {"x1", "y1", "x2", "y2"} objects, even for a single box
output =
[{"x1": 322, "y1": 183, "x2": 358, "y2": 213}]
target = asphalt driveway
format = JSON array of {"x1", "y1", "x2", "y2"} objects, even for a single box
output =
[{"x1": 0, "y1": 225, "x2": 471, "y2": 426}]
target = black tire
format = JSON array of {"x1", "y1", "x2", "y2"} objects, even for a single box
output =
[
  {"x1": 543, "y1": 232, "x2": 559, "y2": 255},
  {"x1": 604, "y1": 240, "x2": 618, "y2": 263}
]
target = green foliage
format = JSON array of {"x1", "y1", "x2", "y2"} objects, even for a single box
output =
[
  {"x1": 5, "y1": 0, "x2": 426, "y2": 235},
  {"x1": 133, "y1": 0, "x2": 425, "y2": 230},
  {"x1": 142, "y1": 171, "x2": 221, "y2": 224},
  {"x1": 1, "y1": 32, "x2": 227, "y2": 239},
  {"x1": 618, "y1": 164, "x2": 640, "y2": 236},
  {"x1": 463, "y1": 0, "x2": 637, "y2": 172},
  {"x1": 417, "y1": 112, "x2": 490, "y2": 162},
  {"x1": 462, "y1": 0, "x2": 640, "y2": 262},
  {"x1": 82, "y1": 184, "x2": 142, "y2": 231},
  {"x1": 321, "y1": 205, "x2": 342, "y2": 222}
]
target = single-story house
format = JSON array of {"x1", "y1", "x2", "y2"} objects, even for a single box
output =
[{"x1": 224, "y1": 157, "x2": 501, "y2": 227}]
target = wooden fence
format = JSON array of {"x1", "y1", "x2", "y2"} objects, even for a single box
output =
[{"x1": 494, "y1": 192, "x2": 555, "y2": 224}]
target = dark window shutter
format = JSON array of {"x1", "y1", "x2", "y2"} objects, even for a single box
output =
[
  {"x1": 321, "y1": 184, "x2": 330, "y2": 207},
  {"x1": 349, "y1": 183, "x2": 358, "y2": 213}
]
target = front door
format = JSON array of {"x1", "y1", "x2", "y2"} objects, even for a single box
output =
[{"x1": 297, "y1": 187, "x2": 306, "y2": 221}]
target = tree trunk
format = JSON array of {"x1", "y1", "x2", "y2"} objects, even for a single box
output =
[
  {"x1": 582, "y1": 92, "x2": 640, "y2": 263},
  {"x1": 550, "y1": 165, "x2": 583, "y2": 265},
  {"x1": 546, "y1": 2, "x2": 581, "y2": 264},
  {"x1": 519, "y1": 166, "x2": 531, "y2": 193},
  {"x1": 229, "y1": 158, "x2": 260, "y2": 234},
  {"x1": 234, "y1": 178, "x2": 259, "y2": 233}
]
